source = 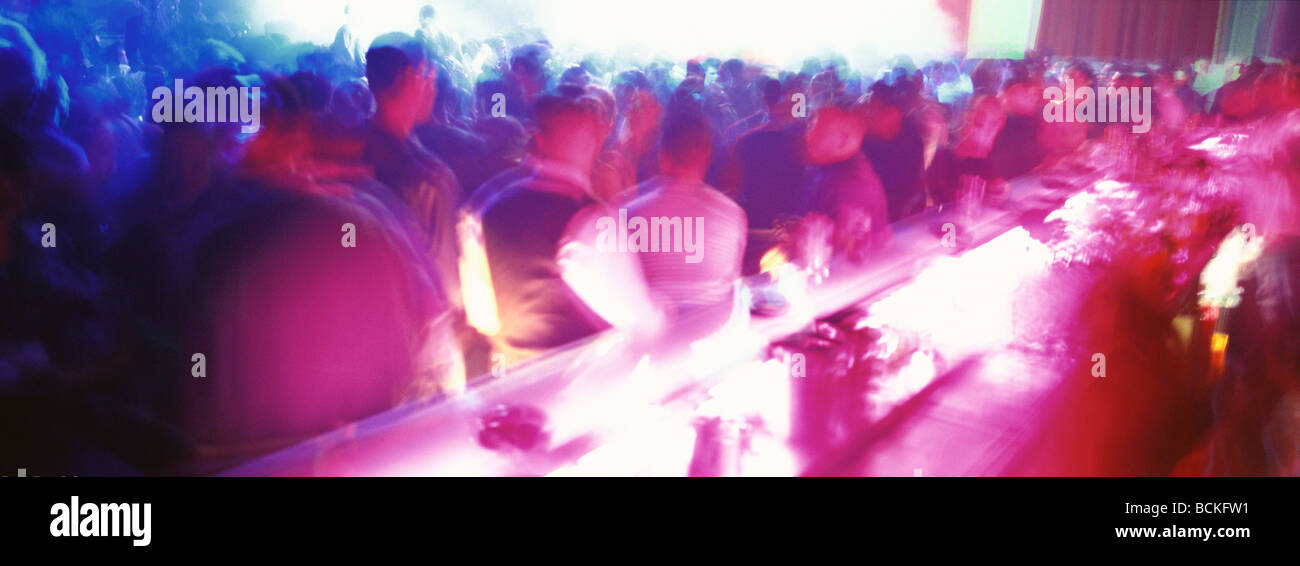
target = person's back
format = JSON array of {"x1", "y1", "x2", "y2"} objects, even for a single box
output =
[
  {"x1": 363, "y1": 35, "x2": 463, "y2": 307},
  {"x1": 985, "y1": 115, "x2": 1043, "y2": 181},
  {"x1": 862, "y1": 122, "x2": 926, "y2": 220},
  {"x1": 478, "y1": 90, "x2": 622, "y2": 361},
  {"x1": 625, "y1": 176, "x2": 746, "y2": 312},
  {"x1": 804, "y1": 152, "x2": 891, "y2": 245},
  {"x1": 860, "y1": 85, "x2": 927, "y2": 220},
  {"x1": 477, "y1": 89, "x2": 668, "y2": 362},
  {"x1": 364, "y1": 127, "x2": 459, "y2": 221},
  {"x1": 464, "y1": 157, "x2": 536, "y2": 218},
  {"x1": 803, "y1": 104, "x2": 892, "y2": 260},
  {"x1": 416, "y1": 121, "x2": 491, "y2": 199},
  {"x1": 175, "y1": 181, "x2": 450, "y2": 457},
  {"x1": 480, "y1": 163, "x2": 610, "y2": 358},
  {"x1": 734, "y1": 123, "x2": 805, "y2": 230}
]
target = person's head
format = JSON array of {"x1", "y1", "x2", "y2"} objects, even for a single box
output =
[
  {"x1": 474, "y1": 78, "x2": 505, "y2": 118},
  {"x1": 672, "y1": 75, "x2": 705, "y2": 108},
  {"x1": 1064, "y1": 60, "x2": 1095, "y2": 89},
  {"x1": 288, "y1": 71, "x2": 332, "y2": 114},
  {"x1": 1258, "y1": 66, "x2": 1300, "y2": 115},
  {"x1": 808, "y1": 70, "x2": 841, "y2": 106},
  {"x1": 0, "y1": 16, "x2": 47, "y2": 129},
  {"x1": 329, "y1": 77, "x2": 374, "y2": 132},
  {"x1": 365, "y1": 33, "x2": 436, "y2": 130},
  {"x1": 761, "y1": 76, "x2": 782, "y2": 110},
  {"x1": 1174, "y1": 63, "x2": 1196, "y2": 89},
  {"x1": 475, "y1": 115, "x2": 528, "y2": 164},
  {"x1": 0, "y1": 47, "x2": 38, "y2": 128},
  {"x1": 970, "y1": 58, "x2": 1002, "y2": 95},
  {"x1": 957, "y1": 94, "x2": 1005, "y2": 157},
  {"x1": 532, "y1": 85, "x2": 608, "y2": 171},
  {"x1": 999, "y1": 69, "x2": 1041, "y2": 116},
  {"x1": 560, "y1": 64, "x2": 591, "y2": 87},
  {"x1": 864, "y1": 82, "x2": 903, "y2": 140},
  {"x1": 686, "y1": 59, "x2": 705, "y2": 80},
  {"x1": 612, "y1": 69, "x2": 651, "y2": 111},
  {"x1": 242, "y1": 73, "x2": 311, "y2": 171},
  {"x1": 804, "y1": 99, "x2": 867, "y2": 166},
  {"x1": 721, "y1": 58, "x2": 746, "y2": 85},
  {"x1": 657, "y1": 106, "x2": 713, "y2": 180},
  {"x1": 419, "y1": 4, "x2": 436, "y2": 28},
  {"x1": 585, "y1": 84, "x2": 617, "y2": 130},
  {"x1": 509, "y1": 43, "x2": 548, "y2": 89}
]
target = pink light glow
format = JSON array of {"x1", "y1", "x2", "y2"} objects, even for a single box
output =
[{"x1": 864, "y1": 227, "x2": 1052, "y2": 356}]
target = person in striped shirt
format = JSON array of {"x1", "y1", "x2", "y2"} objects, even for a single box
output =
[{"x1": 622, "y1": 107, "x2": 747, "y2": 315}]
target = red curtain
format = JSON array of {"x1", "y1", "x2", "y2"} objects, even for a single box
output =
[{"x1": 1036, "y1": 0, "x2": 1221, "y2": 61}]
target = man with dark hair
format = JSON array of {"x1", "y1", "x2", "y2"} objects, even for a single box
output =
[
  {"x1": 723, "y1": 76, "x2": 782, "y2": 141},
  {"x1": 719, "y1": 58, "x2": 759, "y2": 120},
  {"x1": 476, "y1": 88, "x2": 659, "y2": 362},
  {"x1": 503, "y1": 43, "x2": 549, "y2": 120},
  {"x1": 417, "y1": 61, "x2": 492, "y2": 199},
  {"x1": 624, "y1": 107, "x2": 746, "y2": 314},
  {"x1": 984, "y1": 68, "x2": 1045, "y2": 183},
  {"x1": 363, "y1": 33, "x2": 462, "y2": 309},
  {"x1": 727, "y1": 78, "x2": 805, "y2": 235}
]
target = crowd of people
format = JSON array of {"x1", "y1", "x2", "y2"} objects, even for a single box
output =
[{"x1": 2, "y1": 1, "x2": 1299, "y2": 475}]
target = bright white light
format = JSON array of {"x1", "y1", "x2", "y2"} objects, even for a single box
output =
[
  {"x1": 866, "y1": 227, "x2": 1051, "y2": 355},
  {"x1": 248, "y1": 0, "x2": 960, "y2": 70}
]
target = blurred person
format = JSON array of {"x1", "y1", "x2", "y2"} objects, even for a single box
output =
[
  {"x1": 329, "y1": 77, "x2": 375, "y2": 135},
  {"x1": 416, "y1": 3, "x2": 458, "y2": 60},
  {"x1": 503, "y1": 42, "x2": 549, "y2": 120},
  {"x1": 417, "y1": 61, "x2": 493, "y2": 199},
  {"x1": 1012, "y1": 247, "x2": 1202, "y2": 476},
  {"x1": 969, "y1": 58, "x2": 1002, "y2": 97},
  {"x1": 159, "y1": 74, "x2": 462, "y2": 466},
  {"x1": 727, "y1": 77, "x2": 805, "y2": 274},
  {"x1": 724, "y1": 76, "x2": 781, "y2": 141},
  {"x1": 861, "y1": 82, "x2": 927, "y2": 220},
  {"x1": 1173, "y1": 63, "x2": 1207, "y2": 116},
  {"x1": 983, "y1": 67, "x2": 1045, "y2": 191},
  {"x1": 802, "y1": 100, "x2": 891, "y2": 262},
  {"x1": 586, "y1": 84, "x2": 637, "y2": 203},
  {"x1": 330, "y1": 4, "x2": 363, "y2": 74},
  {"x1": 477, "y1": 87, "x2": 660, "y2": 363},
  {"x1": 1211, "y1": 235, "x2": 1300, "y2": 475},
  {"x1": 721, "y1": 59, "x2": 759, "y2": 116},
  {"x1": 623, "y1": 107, "x2": 746, "y2": 315},
  {"x1": 1148, "y1": 69, "x2": 1189, "y2": 134},
  {"x1": 363, "y1": 33, "x2": 462, "y2": 309},
  {"x1": 927, "y1": 94, "x2": 1005, "y2": 207},
  {"x1": 611, "y1": 77, "x2": 663, "y2": 183},
  {"x1": 559, "y1": 64, "x2": 591, "y2": 88},
  {"x1": 472, "y1": 115, "x2": 529, "y2": 182}
]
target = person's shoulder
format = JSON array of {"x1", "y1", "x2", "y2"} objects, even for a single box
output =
[
  {"x1": 418, "y1": 123, "x2": 486, "y2": 150},
  {"x1": 734, "y1": 124, "x2": 770, "y2": 146},
  {"x1": 483, "y1": 178, "x2": 580, "y2": 224},
  {"x1": 700, "y1": 183, "x2": 743, "y2": 207},
  {"x1": 362, "y1": 125, "x2": 402, "y2": 161},
  {"x1": 698, "y1": 183, "x2": 747, "y2": 225},
  {"x1": 622, "y1": 177, "x2": 667, "y2": 206}
]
